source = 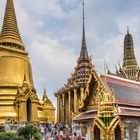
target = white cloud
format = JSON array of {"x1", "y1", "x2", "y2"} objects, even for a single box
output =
[{"x1": 1, "y1": 0, "x2": 140, "y2": 108}]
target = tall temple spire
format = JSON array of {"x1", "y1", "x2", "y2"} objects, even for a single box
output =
[
  {"x1": 42, "y1": 87, "x2": 48, "y2": 101},
  {"x1": 123, "y1": 27, "x2": 137, "y2": 67},
  {"x1": 80, "y1": 2, "x2": 89, "y2": 59},
  {"x1": 112, "y1": 27, "x2": 140, "y2": 81},
  {"x1": 0, "y1": 0, "x2": 24, "y2": 50}
]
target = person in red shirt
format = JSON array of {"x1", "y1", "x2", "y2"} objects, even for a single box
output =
[{"x1": 77, "y1": 134, "x2": 82, "y2": 140}]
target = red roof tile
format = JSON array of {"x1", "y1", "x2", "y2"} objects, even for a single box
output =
[{"x1": 73, "y1": 110, "x2": 97, "y2": 122}]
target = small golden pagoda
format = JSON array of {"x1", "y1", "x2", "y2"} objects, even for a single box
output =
[
  {"x1": 0, "y1": 0, "x2": 55, "y2": 123},
  {"x1": 38, "y1": 88, "x2": 55, "y2": 122}
]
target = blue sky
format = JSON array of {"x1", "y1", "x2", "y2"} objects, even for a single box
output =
[{"x1": 0, "y1": 0, "x2": 140, "y2": 107}]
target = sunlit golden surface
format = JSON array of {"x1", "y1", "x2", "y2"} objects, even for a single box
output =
[{"x1": 0, "y1": 0, "x2": 55, "y2": 123}]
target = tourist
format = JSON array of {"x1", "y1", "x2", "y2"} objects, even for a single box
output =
[
  {"x1": 74, "y1": 133, "x2": 78, "y2": 140},
  {"x1": 77, "y1": 134, "x2": 82, "y2": 140},
  {"x1": 40, "y1": 124, "x2": 45, "y2": 138}
]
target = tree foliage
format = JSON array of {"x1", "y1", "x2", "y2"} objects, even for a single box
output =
[
  {"x1": 17, "y1": 124, "x2": 41, "y2": 140},
  {"x1": 0, "y1": 132, "x2": 25, "y2": 140},
  {"x1": 0, "y1": 125, "x2": 5, "y2": 132}
]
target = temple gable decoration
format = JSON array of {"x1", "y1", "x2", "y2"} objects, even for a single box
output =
[
  {"x1": 15, "y1": 76, "x2": 39, "y2": 122},
  {"x1": 79, "y1": 66, "x2": 108, "y2": 110},
  {"x1": 93, "y1": 88, "x2": 124, "y2": 140}
]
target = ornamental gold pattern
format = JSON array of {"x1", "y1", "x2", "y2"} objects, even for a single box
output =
[
  {"x1": 0, "y1": 0, "x2": 55, "y2": 123},
  {"x1": 93, "y1": 89, "x2": 124, "y2": 140},
  {"x1": 55, "y1": 3, "x2": 127, "y2": 140}
]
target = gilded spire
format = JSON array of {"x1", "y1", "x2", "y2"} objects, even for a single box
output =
[
  {"x1": 123, "y1": 27, "x2": 137, "y2": 67},
  {"x1": 0, "y1": 0, "x2": 24, "y2": 49},
  {"x1": 80, "y1": 2, "x2": 89, "y2": 59},
  {"x1": 114, "y1": 28, "x2": 140, "y2": 81},
  {"x1": 42, "y1": 87, "x2": 48, "y2": 101}
]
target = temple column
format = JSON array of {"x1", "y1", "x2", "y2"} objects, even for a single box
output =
[
  {"x1": 100, "y1": 131, "x2": 104, "y2": 140},
  {"x1": 60, "y1": 95, "x2": 63, "y2": 122},
  {"x1": 32, "y1": 101, "x2": 38, "y2": 122},
  {"x1": 20, "y1": 101, "x2": 27, "y2": 122},
  {"x1": 74, "y1": 89, "x2": 77, "y2": 113},
  {"x1": 57, "y1": 95, "x2": 60, "y2": 123},
  {"x1": 68, "y1": 91, "x2": 71, "y2": 123},
  {"x1": 62, "y1": 93, "x2": 65, "y2": 123},
  {"x1": 138, "y1": 121, "x2": 140, "y2": 140},
  {"x1": 125, "y1": 120, "x2": 130, "y2": 140},
  {"x1": 129, "y1": 122, "x2": 133, "y2": 140},
  {"x1": 80, "y1": 87, "x2": 84, "y2": 100},
  {"x1": 87, "y1": 125, "x2": 91, "y2": 140}
]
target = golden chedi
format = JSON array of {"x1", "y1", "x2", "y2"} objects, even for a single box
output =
[
  {"x1": 38, "y1": 88, "x2": 55, "y2": 122},
  {"x1": 0, "y1": 0, "x2": 55, "y2": 123}
]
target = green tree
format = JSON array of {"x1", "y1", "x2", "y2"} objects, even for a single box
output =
[
  {"x1": 17, "y1": 124, "x2": 41, "y2": 140},
  {"x1": 0, "y1": 132, "x2": 25, "y2": 140},
  {"x1": 0, "y1": 125, "x2": 5, "y2": 132}
]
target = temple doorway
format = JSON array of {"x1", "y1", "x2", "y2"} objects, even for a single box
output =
[
  {"x1": 115, "y1": 125, "x2": 121, "y2": 140},
  {"x1": 27, "y1": 98, "x2": 32, "y2": 122},
  {"x1": 94, "y1": 125, "x2": 100, "y2": 140}
]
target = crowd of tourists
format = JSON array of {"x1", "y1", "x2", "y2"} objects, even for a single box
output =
[
  {"x1": 2, "y1": 119, "x2": 86, "y2": 140},
  {"x1": 38, "y1": 122, "x2": 84, "y2": 140}
]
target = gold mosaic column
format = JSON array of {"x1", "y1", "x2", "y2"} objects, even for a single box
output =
[
  {"x1": 32, "y1": 101, "x2": 38, "y2": 122},
  {"x1": 80, "y1": 87, "x2": 84, "y2": 100},
  {"x1": 57, "y1": 95, "x2": 60, "y2": 122},
  {"x1": 68, "y1": 91, "x2": 71, "y2": 123},
  {"x1": 74, "y1": 89, "x2": 77, "y2": 113},
  {"x1": 20, "y1": 101, "x2": 27, "y2": 122},
  {"x1": 60, "y1": 95, "x2": 62, "y2": 122},
  {"x1": 62, "y1": 93, "x2": 65, "y2": 123}
]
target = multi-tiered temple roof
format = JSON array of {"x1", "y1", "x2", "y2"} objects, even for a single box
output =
[{"x1": 57, "y1": 3, "x2": 93, "y2": 93}]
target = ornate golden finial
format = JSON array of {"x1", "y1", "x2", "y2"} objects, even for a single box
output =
[
  {"x1": 44, "y1": 86, "x2": 47, "y2": 96},
  {"x1": 0, "y1": 0, "x2": 24, "y2": 49},
  {"x1": 42, "y1": 86, "x2": 48, "y2": 101}
]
